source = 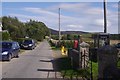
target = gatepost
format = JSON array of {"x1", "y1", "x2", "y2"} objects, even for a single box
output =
[
  {"x1": 80, "y1": 41, "x2": 90, "y2": 69},
  {"x1": 98, "y1": 45, "x2": 119, "y2": 79}
]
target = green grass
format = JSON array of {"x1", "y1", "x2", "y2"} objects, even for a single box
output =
[
  {"x1": 57, "y1": 57, "x2": 98, "y2": 79},
  {"x1": 91, "y1": 62, "x2": 98, "y2": 80},
  {"x1": 51, "y1": 46, "x2": 61, "y2": 50},
  {"x1": 55, "y1": 57, "x2": 94, "y2": 79},
  {"x1": 61, "y1": 69, "x2": 91, "y2": 79},
  {"x1": 49, "y1": 38, "x2": 98, "y2": 79},
  {"x1": 117, "y1": 59, "x2": 120, "y2": 68},
  {"x1": 65, "y1": 59, "x2": 120, "y2": 80},
  {"x1": 82, "y1": 33, "x2": 92, "y2": 38}
]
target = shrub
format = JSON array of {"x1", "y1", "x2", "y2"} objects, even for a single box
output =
[
  {"x1": 1, "y1": 31, "x2": 11, "y2": 40},
  {"x1": 59, "y1": 40, "x2": 74, "y2": 49}
]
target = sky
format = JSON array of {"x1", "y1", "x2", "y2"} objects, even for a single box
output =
[
  {"x1": 1, "y1": 0, "x2": 120, "y2": 2},
  {"x1": 1, "y1": 2, "x2": 119, "y2": 34}
]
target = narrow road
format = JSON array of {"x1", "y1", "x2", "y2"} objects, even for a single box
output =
[{"x1": 0, "y1": 40, "x2": 61, "y2": 79}]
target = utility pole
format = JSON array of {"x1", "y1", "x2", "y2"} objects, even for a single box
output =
[
  {"x1": 58, "y1": 8, "x2": 61, "y2": 44},
  {"x1": 104, "y1": 0, "x2": 107, "y2": 33}
]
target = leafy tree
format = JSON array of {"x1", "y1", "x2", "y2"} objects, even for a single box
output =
[
  {"x1": 2, "y1": 16, "x2": 50, "y2": 41},
  {"x1": 1, "y1": 31, "x2": 11, "y2": 40},
  {"x1": 25, "y1": 20, "x2": 50, "y2": 41},
  {"x1": 67, "y1": 34, "x2": 75, "y2": 40},
  {"x1": 2, "y1": 16, "x2": 26, "y2": 40}
]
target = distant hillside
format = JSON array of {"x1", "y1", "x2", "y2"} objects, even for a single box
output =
[
  {"x1": 49, "y1": 28, "x2": 89, "y2": 35},
  {"x1": 49, "y1": 28, "x2": 59, "y2": 35}
]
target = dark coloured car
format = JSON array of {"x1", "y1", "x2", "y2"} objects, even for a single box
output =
[
  {"x1": 0, "y1": 41, "x2": 20, "y2": 61},
  {"x1": 21, "y1": 39, "x2": 36, "y2": 50},
  {"x1": 116, "y1": 43, "x2": 120, "y2": 49}
]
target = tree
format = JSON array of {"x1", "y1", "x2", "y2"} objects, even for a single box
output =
[
  {"x1": 2, "y1": 16, "x2": 50, "y2": 41},
  {"x1": 1, "y1": 31, "x2": 11, "y2": 40},
  {"x1": 2, "y1": 16, "x2": 26, "y2": 40},
  {"x1": 25, "y1": 20, "x2": 50, "y2": 41}
]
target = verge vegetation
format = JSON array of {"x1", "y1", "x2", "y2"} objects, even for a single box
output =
[{"x1": 2, "y1": 16, "x2": 50, "y2": 41}]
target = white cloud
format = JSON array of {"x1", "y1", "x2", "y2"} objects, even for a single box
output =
[
  {"x1": 67, "y1": 24, "x2": 83, "y2": 28},
  {"x1": 64, "y1": 24, "x2": 84, "y2": 31},
  {"x1": 95, "y1": 19, "x2": 111, "y2": 27},
  {"x1": 51, "y1": 3, "x2": 89, "y2": 11},
  {"x1": 112, "y1": 4, "x2": 118, "y2": 8},
  {"x1": 95, "y1": 19, "x2": 104, "y2": 26},
  {"x1": 6, "y1": 2, "x2": 118, "y2": 33},
  {"x1": 24, "y1": 7, "x2": 58, "y2": 17},
  {"x1": 85, "y1": 8, "x2": 103, "y2": 15}
]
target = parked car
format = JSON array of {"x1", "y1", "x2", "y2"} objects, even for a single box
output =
[
  {"x1": 21, "y1": 39, "x2": 36, "y2": 50},
  {"x1": 116, "y1": 43, "x2": 120, "y2": 49},
  {"x1": 0, "y1": 41, "x2": 20, "y2": 61}
]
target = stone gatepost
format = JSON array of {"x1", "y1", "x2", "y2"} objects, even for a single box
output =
[
  {"x1": 80, "y1": 41, "x2": 90, "y2": 69},
  {"x1": 98, "y1": 45, "x2": 118, "y2": 79}
]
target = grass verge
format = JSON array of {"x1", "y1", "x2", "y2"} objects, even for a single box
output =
[
  {"x1": 51, "y1": 46, "x2": 61, "y2": 50},
  {"x1": 91, "y1": 61, "x2": 98, "y2": 80},
  {"x1": 19, "y1": 49, "x2": 26, "y2": 54},
  {"x1": 53, "y1": 56, "x2": 98, "y2": 80},
  {"x1": 117, "y1": 58, "x2": 120, "y2": 68}
]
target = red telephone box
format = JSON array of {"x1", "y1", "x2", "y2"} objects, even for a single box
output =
[{"x1": 74, "y1": 40, "x2": 78, "y2": 49}]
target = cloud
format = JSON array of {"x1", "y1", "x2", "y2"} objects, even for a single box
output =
[
  {"x1": 24, "y1": 7, "x2": 58, "y2": 17},
  {"x1": 9, "y1": 13, "x2": 39, "y2": 22},
  {"x1": 67, "y1": 24, "x2": 83, "y2": 28},
  {"x1": 85, "y1": 8, "x2": 103, "y2": 15},
  {"x1": 95, "y1": 19, "x2": 104, "y2": 26},
  {"x1": 22, "y1": 7, "x2": 88, "y2": 30},
  {"x1": 112, "y1": 4, "x2": 118, "y2": 8},
  {"x1": 95, "y1": 19, "x2": 111, "y2": 27},
  {"x1": 45, "y1": 3, "x2": 89, "y2": 11},
  {"x1": 5, "y1": 2, "x2": 118, "y2": 33}
]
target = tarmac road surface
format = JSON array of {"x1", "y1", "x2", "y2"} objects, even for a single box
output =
[{"x1": 0, "y1": 40, "x2": 61, "y2": 79}]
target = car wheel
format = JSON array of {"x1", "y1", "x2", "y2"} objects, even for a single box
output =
[
  {"x1": 33, "y1": 46, "x2": 35, "y2": 49},
  {"x1": 31, "y1": 47, "x2": 33, "y2": 50},
  {"x1": 16, "y1": 54, "x2": 19, "y2": 58},
  {"x1": 8, "y1": 54, "x2": 12, "y2": 61}
]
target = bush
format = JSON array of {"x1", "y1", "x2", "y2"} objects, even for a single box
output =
[
  {"x1": 61, "y1": 40, "x2": 74, "y2": 49},
  {"x1": 49, "y1": 40, "x2": 56, "y2": 47},
  {"x1": 49, "y1": 40, "x2": 74, "y2": 50},
  {"x1": 15, "y1": 38, "x2": 25, "y2": 44},
  {"x1": 1, "y1": 31, "x2": 11, "y2": 40}
]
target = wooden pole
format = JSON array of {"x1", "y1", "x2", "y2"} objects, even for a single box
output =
[
  {"x1": 104, "y1": 0, "x2": 107, "y2": 33},
  {"x1": 59, "y1": 8, "x2": 61, "y2": 44}
]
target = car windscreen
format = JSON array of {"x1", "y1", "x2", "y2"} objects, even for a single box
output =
[
  {"x1": 23, "y1": 40, "x2": 32, "y2": 44},
  {"x1": 0, "y1": 42, "x2": 12, "y2": 49}
]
